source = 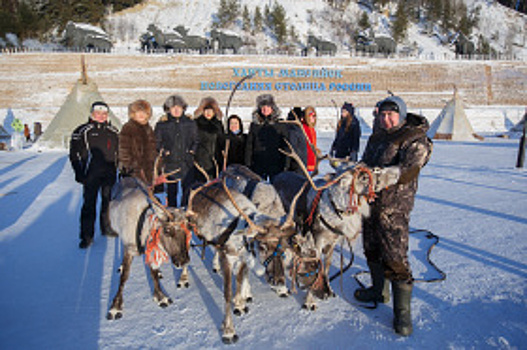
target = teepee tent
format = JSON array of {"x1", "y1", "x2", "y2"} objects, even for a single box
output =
[
  {"x1": 427, "y1": 89, "x2": 483, "y2": 141},
  {"x1": 38, "y1": 57, "x2": 121, "y2": 149},
  {"x1": 509, "y1": 110, "x2": 526, "y2": 133}
]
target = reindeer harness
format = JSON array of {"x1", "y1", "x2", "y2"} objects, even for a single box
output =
[{"x1": 304, "y1": 166, "x2": 376, "y2": 236}]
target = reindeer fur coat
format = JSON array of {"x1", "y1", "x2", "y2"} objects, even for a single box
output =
[{"x1": 119, "y1": 119, "x2": 158, "y2": 184}]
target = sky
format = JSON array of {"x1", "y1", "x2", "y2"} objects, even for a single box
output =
[{"x1": 0, "y1": 130, "x2": 526, "y2": 349}]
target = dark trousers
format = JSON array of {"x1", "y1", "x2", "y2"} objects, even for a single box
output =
[
  {"x1": 166, "y1": 171, "x2": 194, "y2": 208},
  {"x1": 80, "y1": 175, "x2": 115, "y2": 241}
]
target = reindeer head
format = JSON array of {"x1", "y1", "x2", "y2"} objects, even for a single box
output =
[
  {"x1": 221, "y1": 179, "x2": 320, "y2": 295},
  {"x1": 151, "y1": 206, "x2": 191, "y2": 269}
]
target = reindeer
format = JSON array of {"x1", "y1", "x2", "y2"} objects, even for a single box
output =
[
  {"x1": 185, "y1": 176, "x2": 318, "y2": 344},
  {"x1": 107, "y1": 157, "x2": 191, "y2": 320},
  {"x1": 272, "y1": 141, "x2": 401, "y2": 310}
]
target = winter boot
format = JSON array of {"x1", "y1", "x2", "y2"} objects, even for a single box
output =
[
  {"x1": 354, "y1": 261, "x2": 390, "y2": 303},
  {"x1": 392, "y1": 280, "x2": 413, "y2": 336}
]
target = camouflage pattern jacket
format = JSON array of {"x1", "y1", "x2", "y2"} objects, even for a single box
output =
[{"x1": 361, "y1": 113, "x2": 432, "y2": 214}]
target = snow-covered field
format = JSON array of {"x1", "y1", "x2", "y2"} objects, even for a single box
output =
[{"x1": 0, "y1": 132, "x2": 526, "y2": 349}]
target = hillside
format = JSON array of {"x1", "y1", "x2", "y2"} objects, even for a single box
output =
[{"x1": 103, "y1": 0, "x2": 527, "y2": 59}]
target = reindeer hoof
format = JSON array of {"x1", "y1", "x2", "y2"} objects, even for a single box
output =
[
  {"x1": 246, "y1": 297, "x2": 253, "y2": 303},
  {"x1": 233, "y1": 306, "x2": 249, "y2": 316},
  {"x1": 279, "y1": 292, "x2": 289, "y2": 298},
  {"x1": 302, "y1": 303, "x2": 317, "y2": 311},
  {"x1": 212, "y1": 268, "x2": 219, "y2": 274},
  {"x1": 177, "y1": 281, "x2": 190, "y2": 288},
  {"x1": 222, "y1": 334, "x2": 239, "y2": 344},
  {"x1": 106, "y1": 309, "x2": 122, "y2": 320}
]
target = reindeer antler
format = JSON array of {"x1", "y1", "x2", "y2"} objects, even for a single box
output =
[
  {"x1": 221, "y1": 177, "x2": 266, "y2": 234},
  {"x1": 152, "y1": 149, "x2": 180, "y2": 187},
  {"x1": 279, "y1": 139, "x2": 347, "y2": 192},
  {"x1": 280, "y1": 109, "x2": 326, "y2": 176},
  {"x1": 281, "y1": 181, "x2": 308, "y2": 230}
]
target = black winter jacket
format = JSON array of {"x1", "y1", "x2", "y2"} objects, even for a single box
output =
[
  {"x1": 69, "y1": 119, "x2": 119, "y2": 183},
  {"x1": 245, "y1": 113, "x2": 288, "y2": 179},
  {"x1": 226, "y1": 131, "x2": 247, "y2": 166},
  {"x1": 195, "y1": 115, "x2": 225, "y2": 178},
  {"x1": 331, "y1": 115, "x2": 361, "y2": 160},
  {"x1": 154, "y1": 114, "x2": 198, "y2": 178}
]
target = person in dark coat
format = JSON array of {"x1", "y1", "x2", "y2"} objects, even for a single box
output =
[
  {"x1": 245, "y1": 94, "x2": 288, "y2": 180},
  {"x1": 193, "y1": 97, "x2": 225, "y2": 181},
  {"x1": 225, "y1": 114, "x2": 247, "y2": 166},
  {"x1": 355, "y1": 96, "x2": 433, "y2": 337},
  {"x1": 154, "y1": 95, "x2": 198, "y2": 207},
  {"x1": 284, "y1": 107, "x2": 307, "y2": 175},
  {"x1": 69, "y1": 101, "x2": 119, "y2": 249},
  {"x1": 330, "y1": 102, "x2": 361, "y2": 161},
  {"x1": 118, "y1": 99, "x2": 158, "y2": 185}
]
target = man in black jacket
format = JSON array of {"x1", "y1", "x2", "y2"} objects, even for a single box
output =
[
  {"x1": 154, "y1": 95, "x2": 198, "y2": 207},
  {"x1": 69, "y1": 101, "x2": 119, "y2": 249}
]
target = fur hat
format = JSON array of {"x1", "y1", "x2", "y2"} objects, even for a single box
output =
[
  {"x1": 341, "y1": 102, "x2": 354, "y2": 116},
  {"x1": 253, "y1": 94, "x2": 281, "y2": 122},
  {"x1": 378, "y1": 96, "x2": 407, "y2": 122},
  {"x1": 194, "y1": 96, "x2": 223, "y2": 120},
  {"x1": 163, "y1": 95, "x2": 188, "y2": 113}
]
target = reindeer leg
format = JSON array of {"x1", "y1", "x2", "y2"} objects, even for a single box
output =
[
  {"x1": 220, "y1": 250, "x2": 238, "y2": 344},
  {"x1": 150, "y1": 266, "x2": 173, "y2": 308},
  {"x1": 212, "y1": 249, "x2": 220, "y2": 273},
  {"x1": 107, "y1": 252, "x2": 133, "y2": 320},
  {"x1": 177, "y1": 265, "x2": 190, "y2": 288},
  {"x1": 323, "y1": 244, "x2": 336, "y2": 298},
  {"x1": 233, "y1": 260, "x2": 251, "y2": 315},
  {"x1": 303, "y1": 290, "x2": 318, "y2": 311}
]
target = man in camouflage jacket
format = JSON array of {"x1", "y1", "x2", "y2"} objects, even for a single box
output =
[{"x1": 356, "y1": 96, "x2": 432, "y2": 336}]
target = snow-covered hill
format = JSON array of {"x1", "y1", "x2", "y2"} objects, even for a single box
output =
[{"x1": 105, "y1": 0, "x2": 527, "y2": 59}]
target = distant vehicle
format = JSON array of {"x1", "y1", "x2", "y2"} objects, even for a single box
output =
[
  {"x1": 355, "y1": 34, "x2": 396, "y2": 56},
  {"x1": 62, "y1": 22, "x2": 112, "y2": 52}
]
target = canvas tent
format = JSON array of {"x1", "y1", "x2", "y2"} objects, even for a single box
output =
[
  {"x1": 509, "y1": 111, "x2": 526, "y2": 133},
  {"x1": 0, "y1": 124, "x2": 11, "y2": 149},
  {"x1": 427, "y1": 89, "x2": 483, "y2": 141},
  {"x1": 38, "y1": 59, "x2": 121, "y2": 149}
]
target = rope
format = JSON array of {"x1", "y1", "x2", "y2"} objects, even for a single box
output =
[{"x1": 350, "y1": 228, "x2": 446, "y2": 309}]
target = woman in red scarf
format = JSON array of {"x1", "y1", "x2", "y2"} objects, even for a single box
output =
[{"x1": 302, "y1": 106, "x2": 318, "y2": 173}]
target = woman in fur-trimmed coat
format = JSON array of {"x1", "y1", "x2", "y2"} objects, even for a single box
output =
[
  {"x1": 245, "y1": 94, "x2": 288, "y2": 180},
  {"x1": 119, "y1": 99, "x2": 158, "y2": 184},
  {"x1": 193, "y1": 96, "x2": 225, "y2": 181}
]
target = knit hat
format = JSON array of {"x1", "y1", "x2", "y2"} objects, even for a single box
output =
[
  {"x1": 341, "y1": 102, "x2": 354, "y2": 116},
  {"x1": 163, "y1": 95, "x2": 188, "y2": 113},
  {"x1": 378, "y1": 96, "x2": 407, "y2": 122},
  {"x1": 91, "y1": 101, "x2": 109, "y2": 113}
]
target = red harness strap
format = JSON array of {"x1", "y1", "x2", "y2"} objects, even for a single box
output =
[{"x1": 305, "y1": 189, "x2": 323, "y2": 226}]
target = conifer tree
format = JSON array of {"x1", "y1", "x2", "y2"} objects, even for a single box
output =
[
  {"x1": 392, "y1": 2, "x2": 408, "y2": 43},
  {"x1": 242, "y1": 5, "x2": 251, "y2": 32},
  {"x1": 253, "y1": 6, "x2": 263, "y2": 34}
]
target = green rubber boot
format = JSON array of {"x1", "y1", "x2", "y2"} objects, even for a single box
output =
[{"x1": 392, "y1": 280, "x2": 413, "y2": 336}]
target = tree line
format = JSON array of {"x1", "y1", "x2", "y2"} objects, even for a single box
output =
[{"x1": 0, "y1": 0, "x2": 141, "y2": 42}]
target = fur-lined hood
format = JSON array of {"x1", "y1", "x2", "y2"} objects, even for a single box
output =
[
  {"x1": 252, "y1": 94, "x2": 281, "y2": 123},
  {"x1": 194, "y1": 97, "x2": 223, "y2": 120}
]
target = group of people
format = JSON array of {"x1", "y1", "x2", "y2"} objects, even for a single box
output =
[{"x1": 68, "y1": 93, "x2": 432, "y2": 337}]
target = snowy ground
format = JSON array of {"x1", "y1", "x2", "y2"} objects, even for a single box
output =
[{"x1": 0, "y1": 132, "x2": 526, "y2": 349}]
